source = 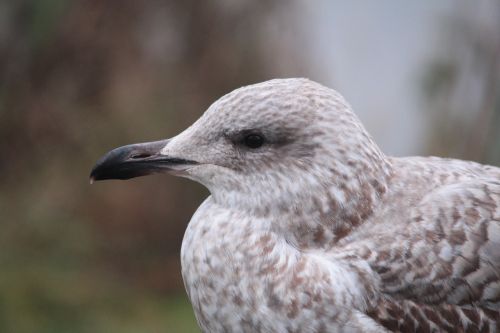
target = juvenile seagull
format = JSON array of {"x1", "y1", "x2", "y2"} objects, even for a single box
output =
[{"x1": 91, "y1": 79, "x2": 500, "y2": 332}]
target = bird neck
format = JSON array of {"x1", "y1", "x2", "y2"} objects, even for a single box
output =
[
  {"x1": 280, "y1": 161, "x2": 393, "y2": 250},
  {"x1": 211, "y1": 155, "x2": 393, "y2": 250}
]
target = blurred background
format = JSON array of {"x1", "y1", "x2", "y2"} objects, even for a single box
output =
[{"x1": 1, "y1": 1, "x2": 499, "y2": 332}]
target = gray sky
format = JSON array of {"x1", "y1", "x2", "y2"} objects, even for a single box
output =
[{"x1": 297, "y1": 1, "x2": 455, "y2": 156}]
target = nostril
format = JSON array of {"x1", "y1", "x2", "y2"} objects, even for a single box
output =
[{"x1": 130, "y1": 153, "x2": 152, "y2": 159}]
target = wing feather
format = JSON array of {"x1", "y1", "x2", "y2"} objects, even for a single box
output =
[
  {"x1": 362, "y1": 179, "x2": 500, "y2": 331},
  {"x1": 367, "y1": 298, "x2": 499, "y2": 332},
  {"x1": 372, "y1": 180, "x2": 500, "y2": 306}
]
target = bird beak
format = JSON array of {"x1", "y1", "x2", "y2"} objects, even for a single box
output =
[{"x1": 89, "y1": 139, "x2": 198, "y2": 183}]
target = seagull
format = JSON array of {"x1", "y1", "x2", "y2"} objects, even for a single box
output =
[{"x1": 90, "y1": 78, "x2": 500, "y2": 332}]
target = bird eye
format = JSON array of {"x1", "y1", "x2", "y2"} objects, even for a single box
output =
[{"x1": 243, "y1": 134, "x2": 264, "y2": 149}]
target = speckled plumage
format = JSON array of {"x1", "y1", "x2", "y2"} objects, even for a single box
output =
[{"x1": 100, "y1": 79, "x2": 500, "y2": 332}]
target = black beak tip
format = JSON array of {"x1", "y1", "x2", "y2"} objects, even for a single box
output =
[
  {"x1": 89, "y1": 163, "x2": 104, "y2": 183},
  {"x1": 88, "y1": 160, "x2": 109, "y2": 183},
  {"x1": 88, "y1": 139, "x2": 174, "y2": 183},
  {"x1": 89, "y1": 145, "x2": 134, "y2": 183}
]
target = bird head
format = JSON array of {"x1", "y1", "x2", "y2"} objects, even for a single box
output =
[{"x1": 90, "y1": 78, "x2": 389, "y2": 214}]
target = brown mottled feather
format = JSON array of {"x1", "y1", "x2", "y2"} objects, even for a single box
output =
[{"x1": 359, "y1": 177, "x2": 500, "y2": 332}]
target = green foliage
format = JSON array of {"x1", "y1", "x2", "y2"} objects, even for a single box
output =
[{"x1": 0, "y1": 204, "x2": 199, "y2": 333}]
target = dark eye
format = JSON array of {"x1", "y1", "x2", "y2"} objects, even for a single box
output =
[{"x1": 243, "y1": 134, "x2": 264, "y2": 149}]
